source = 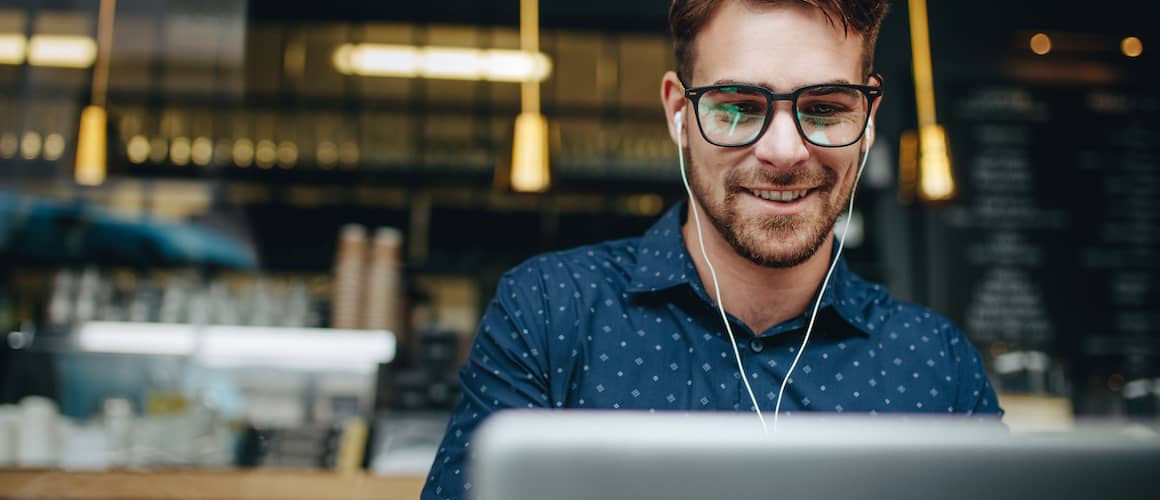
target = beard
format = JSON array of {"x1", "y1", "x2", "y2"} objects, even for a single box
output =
[{"x1": 685, "y1": 147, "x2": 854, "y2": 269}]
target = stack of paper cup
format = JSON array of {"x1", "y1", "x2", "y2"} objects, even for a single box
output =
[
  {"x1": 331, "y1": 224, "x2": 368, "y2": 329},
  {"x1": 46, "y1": 270, "x2": 75, "y2": 328},
  {"x1": 103, "y1": 398, "x2": 133, "y2": 467},
  {"x1": 364, "y1": 227, "x2": 404, "y2": 334},
  {"x1": 0, "y1": 405, "x2": 16, "y2": 466},
  {"x1": 59, "y1": 420, "x2": 110, "y2": 470},
  {"x1": 17, "y1": 396, "x2": 60, "y2": 467}
]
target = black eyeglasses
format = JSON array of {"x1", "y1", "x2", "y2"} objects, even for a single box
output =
[{"x1": 682, "y1": 75, "x2": 883, "y2": 148}]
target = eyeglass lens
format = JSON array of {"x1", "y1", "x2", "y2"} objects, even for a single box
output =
[{"x1": 696, "y1": 86, "x2": 869, "y2": 147}]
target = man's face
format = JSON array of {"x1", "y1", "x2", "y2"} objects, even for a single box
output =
[{"x1": 666, "y1": 2, "x2": 876, "y2": 268}]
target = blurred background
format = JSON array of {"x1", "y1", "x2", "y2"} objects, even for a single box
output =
[{"x1": 0, "y1": 0, "x2": 1156, "y2": 479}]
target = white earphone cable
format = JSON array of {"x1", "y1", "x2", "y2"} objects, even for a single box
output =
[
  {"x1": 675, "y1": 110, "x2": 871, "y2": 435},
  {"x1": 771, "y1": 143, "x2": 869, "y2": 432},
  {"x1": 676, "y1": 113, "x2": 769, "y2": 435}
]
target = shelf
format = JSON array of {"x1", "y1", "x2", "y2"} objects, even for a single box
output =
[
  {"x1": 28, "y1": 322, "x2": 396, "y2": 375},
  {"x1": 0, "y1": 469, "x2": 424, "y2": 500},
  {"x1": 1082, "y1": 336, "x2": 1160, "y2": 357}
]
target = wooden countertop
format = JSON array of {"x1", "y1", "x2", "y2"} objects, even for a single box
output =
[{"x1": 0, "y1": 469, "x2": 426, "y2": 500}]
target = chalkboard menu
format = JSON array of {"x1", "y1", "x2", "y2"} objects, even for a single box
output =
[{"x1": 931, "y1": 83, "x2": 1159, "y2": 368}]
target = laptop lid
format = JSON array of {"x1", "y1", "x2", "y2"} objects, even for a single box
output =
[{"x1": 472, "y1": 411, "x2": 1160, "y2": 500}]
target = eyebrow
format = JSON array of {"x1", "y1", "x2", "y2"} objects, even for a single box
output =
[{"x1": 710, "y1": 78, "x2": 854, "y2": 90}]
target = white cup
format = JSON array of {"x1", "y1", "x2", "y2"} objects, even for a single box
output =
[
  {"x1": 103, "y1": 398, "x2": 134, "y2": 467},
  {"x1": 17, "y1": 396, "x2": 60, "y2": 467},
  {"x1": 59, "y1": 421, "x2": 110, "y2": 470},
  {"x1": 0, "y1": 405, "x2": 17, "y2": 465}
]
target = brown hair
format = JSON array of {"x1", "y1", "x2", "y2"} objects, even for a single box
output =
[{"x1": 670, "y1": 0, "x2": 890, "y2": 83}]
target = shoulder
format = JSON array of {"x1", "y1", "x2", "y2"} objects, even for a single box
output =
[
  {"x1": 860, "y1": 283, "x2": 993, "y2": 383},
  {"x1": 499, "y1": 237, "x2": 643, "y2": 293},
  {"x1": 837, "y1": 271, "x2": 982, "y2": 364},
  {"x1": 836, "y1": 270, "x2": 959, "y2": 338},
  {"x1": 479, "y1": 238, "x2": 645, "y2": 365},
  {"x1": 857, "y1": 285, "x2": 999, "y2": 413},
  {"x1": 868, "y1": 290, "x2": 968, "y2": 350}
]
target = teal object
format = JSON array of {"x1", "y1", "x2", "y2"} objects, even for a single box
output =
[{"x1": 0, "y1": 192, "x2": 256, "y2": 269}]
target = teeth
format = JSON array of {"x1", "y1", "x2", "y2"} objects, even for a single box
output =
[{"x1": 751, "y1": 189, "x2": 809, "y2": 202}]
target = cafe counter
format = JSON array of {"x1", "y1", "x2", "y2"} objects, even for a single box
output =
[{"x1": 0, "y1": 469, "x2": 425, "y2": 499}]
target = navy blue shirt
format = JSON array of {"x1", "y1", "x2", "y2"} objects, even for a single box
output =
[{"x1": 422, "y1": 203, "x2": 1002, "y2": 500}]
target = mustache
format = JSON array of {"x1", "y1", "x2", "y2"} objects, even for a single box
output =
[{"x1": 724, "y1": 167, "x2": 838, "y2": 191}]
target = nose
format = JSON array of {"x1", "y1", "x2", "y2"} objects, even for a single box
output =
[{"x1": 751, "y1": 105, "x2": 810, "y2": 170}]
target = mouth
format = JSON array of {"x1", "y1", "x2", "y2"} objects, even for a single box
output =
[
  {"x1": 737, "y1": 187, "x2": 820, "y2": 217},
  {"x1": 747, "y1": 188, "x2": 813, "y2": 203}
]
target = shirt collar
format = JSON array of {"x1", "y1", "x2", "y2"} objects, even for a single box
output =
[
  {"x1": 626, "y1": 202, "x2": 878, "y2": 337},
  {"x1": 625, "y1": 202, "x2": 699, "y2": 295}
]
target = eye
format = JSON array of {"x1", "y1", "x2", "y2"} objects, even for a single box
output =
[
  {"x1": 801, "y1": 115, "x2": 841, "y2": 128},
  {"x1": 708, "y1": 100, "x2": 763, "y2": 117},
  {"x1": 802, "y1": 103, "x2": 846, "y2": 116},
  {"x1": 728, "y1": 102, "x2": 764, "y2": 115}
]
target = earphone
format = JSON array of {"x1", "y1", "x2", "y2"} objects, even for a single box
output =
[
  {"x1": 676, "y1": 110, "x2": 768, "y2": 432},
  {"x1": 675, "y1": 109, "x2": 872, "y2": 434}
]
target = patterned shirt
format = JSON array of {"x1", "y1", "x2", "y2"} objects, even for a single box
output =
[{"x1": 421, "y1": 202, "x2": 1002, "y2": 500}]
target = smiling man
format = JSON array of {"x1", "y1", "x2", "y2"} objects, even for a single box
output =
[
  {"x1": 422, "y1": 2, "x2": 1001, "y2": 499},
  {"x1": 662, "y1": 0, "x2": 888, "y2": 341}
]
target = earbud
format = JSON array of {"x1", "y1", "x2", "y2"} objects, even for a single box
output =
[
  {"x1": 674, "y1": 112, "x2": 684, "y2": 133},
  {"x1": 861, "y1": 117, "x2": 874, "y2": 153}
]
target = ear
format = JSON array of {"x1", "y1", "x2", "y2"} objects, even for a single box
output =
[
  {"x1": 864, "y1": 74, "x2": 883, "y2": 151},
  {"x1": 660, "y1": 71, "x2": 688, "y2": 146}
]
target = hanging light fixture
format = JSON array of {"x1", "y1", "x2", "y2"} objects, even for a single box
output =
[
  {"x1": 905, "y1": 0, "x2": 955, "y2": 202},
  {"x1": 509, "y1": 0, "x2": 550, "y2": 193},
  {"x1": 0, "y1": 34, "x2": 27, "y2": 64},
  {"x1": 75, "y1": 0, "x2": 116, "y2": 187},
  {"x1": 332, "y1": 44, "x2": 551, "y2": 82}
]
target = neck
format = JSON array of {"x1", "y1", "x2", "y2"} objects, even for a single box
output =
[{"x1": 682, "y1": 203, "x2": 834, "y2": 335}]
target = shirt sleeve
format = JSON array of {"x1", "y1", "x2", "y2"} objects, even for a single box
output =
[
  {"x1": 947, "y1": 324, "x2": 1004, "y2": 417},
  {"x1": 421, "y1": 270, "x2": 552, "y2": 500}
]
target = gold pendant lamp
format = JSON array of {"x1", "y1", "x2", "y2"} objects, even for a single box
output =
[
  {"x1": 902, "y1": 0, "x2": 956, "y2": 203},
  {"x1": 75, "y1": 0, "x2": 116, "y2": 186},
  {"x1": 509, "y1": 0, "x2": 550, "y2": 193}
]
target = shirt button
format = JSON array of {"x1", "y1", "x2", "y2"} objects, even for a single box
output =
[{"x1": 748, "y1": 338, "x2": 765, "y2": 353}]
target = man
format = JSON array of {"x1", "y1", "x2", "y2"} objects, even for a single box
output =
[{"x1": 422, "y1": 1, "x2": 1001, "y2": 498}]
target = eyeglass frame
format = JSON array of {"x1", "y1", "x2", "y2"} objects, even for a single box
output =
[{"x1": 680, "y1": 73, "x2": 884, "y2": 149}]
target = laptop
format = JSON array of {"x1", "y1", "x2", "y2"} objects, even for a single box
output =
[{"x1": 471, "y1": 411, "x2": 1160, "y2": 500}]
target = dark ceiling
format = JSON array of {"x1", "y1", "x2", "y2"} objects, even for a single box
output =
[
  {"x1": 247, "y1": 0, "x2": 672, "y2": 33},
  {"x1": 248, "y1": 0, "x2": 1156, "y2": 39},
  {"x1": 247, "y1": 0, "x2": 1155, "y2": 83}
]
